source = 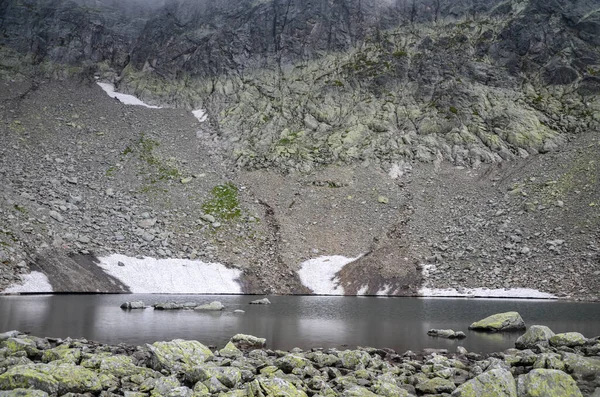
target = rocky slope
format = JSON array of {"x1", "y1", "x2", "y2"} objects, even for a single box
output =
[{"x1": 0, "y1": 0, "x2": 599, "y2": 298}]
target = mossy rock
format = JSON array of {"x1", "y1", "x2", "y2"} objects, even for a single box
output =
[
  {"x1": 533, "y1": 353, "x2": 565, "y2": 371},
  {"x1": 306, "y1": 352, "x2": 340, "y2": 368},
  {"x1": 219, "y1": 342, "x2": 242, "y2": 358},
  {"x1": 469, "y1": 312, "x2": 525, "y2": 332},
  {"x1": 416, "y1": 377, "x2": 456, "y2": 394},
  {"x1": 0, "y1": 364, "x2": 102, "y2": 395},
  {"x1": 515, "y1": 325, "x2": 555, "y2": 349},
  {"x1": 0, "y1": 389, "x2": 49, "y2": 397},
  {"x1": 372, "y1": 379, "x2": 411, "y2": 397},
  {"x1": 230, "y1": 334, "x2": 266, "y2": 350},
  {"x1": 41, "y1": 345, "x2": 81, "y2": 364},
  {"x1": 275, "y1": 354, "x2": 312, "y2": 373},
  {"x1": 516, "y1": 369, "x2": 583, "y2": 397},
  {"x1": 451, "y1": 368, "x2": 517, "y2": 397},
  {"x1": 549, "y1": 332, "x2": 587, "y2": 348},
  {"x1": 186, "y1": 364, "x2": 242, "y2": 388},
  {"x1": 562, "y1": 353, "x2": 600, "y2": 380},
  {"x1": 1, "y1": 338, "x2": 39, "y2": 358},
  {"x1": 339, "y1": 350, "x2": 371, "y2": 370},
  {"x1": 246, "y1": 377, "x2": 308, "y2": 397},
  {"x1": 341, "y1": 385, "x2": 379, "y2": 396},
  {"x1": 148, "y1": 340, "x2": 213, "y2": 373}
]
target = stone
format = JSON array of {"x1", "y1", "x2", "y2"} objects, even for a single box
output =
[
  {"x1": 138, "y1": 218, "x2": 157, "y2": 229},
  {"x1": 342, "y1": 385, "x2": 380, "y2": 396},
  {"x1": 549, "y1": 332, "x2": 587, "y2": 347},
  {"x1": 249, "y1": 298, "x2": 271, "y2": 305},
  {"x1": 233, "y1": 310, "x2": 245, "y2": 313},
  {"x1": 41, "y1": 345, "x2": 81, "y2": 364},
  {"x1": 247, "y1": 377, "x2": 308, "y2": 397},
  {"x1": 219, "y1": 342, "x2": 242, "y2": 358},
  {"x1": 416, "y1": 377, "x2": 456, "y2": 394},
  {"x1": 147, "y1": 340, "x2": 214, "y2": 373},
  {"x1": 516, "y1": 369, "x2": 583, "y2": 397},
  {"x1": 428, "y1": 329, "x2": 467, "y2": 339},
  {"x1": 230, "y1": 334, "x2": 266, "y2": 350},
  {"x1": 0, "y1": 389, "x2": 49, "y2": 397},
  {"x1": 194, "y1": 301, "x2": 225, "y2": 311},
  {"x1": 48, "y1": 210, "x2": 64, "y2": 222},
  {"x1": 275, "y1": 354, "x2": 312, "y2": 373},
  {"x1": 515, "y1": 325, "x2": 555, "y2": 349},
  {"x1": 533, "y1": 353, "x2": 565, "y2": 371},
  {"x1": 339, "y1": 350, "x2": 371, "y2": 370},
  {"x1": 451, "y1": 368, "x2": 517, "y2": 397},
  {"x1": 0, "y1": 364, "x2": 102, "y2": 395},
  {"x1": 200, "y1": 214, "x2": 216, "y2": 223},
  {"x1": 377, "y1": 196, "x2": 389, "y2": 204},
  {"x1": 469, "y1": 312, "x2": 525, "y2": 332},
  {"x1": 180, "y1": 177, "x2": 193, "y2": 184},
  {"x1": 120, "y1": 301, "x2": 145, "y2": 310},
  {"x1": 186, "y1": 364, "x2": 242, "y2": 388},
  {"x1": 562, "y1": 353, "x2": 600, "y2": 382}
]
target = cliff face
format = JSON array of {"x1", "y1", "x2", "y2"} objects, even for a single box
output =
[{"x1": 0, "y1": 0, "x2": 599, "y2": 297}]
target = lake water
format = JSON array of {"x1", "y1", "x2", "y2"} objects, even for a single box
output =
[{"x1": 1, "y1": 295, "x2": 599, "y2": 354}]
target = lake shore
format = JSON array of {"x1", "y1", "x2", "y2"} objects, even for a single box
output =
[{"x1": 1, "y1": 324, "x2": 599, "y2": 397}]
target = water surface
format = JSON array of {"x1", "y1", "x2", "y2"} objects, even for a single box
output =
[{"x1": 1, "y1": 295, "x2": 599, "y2": 354}]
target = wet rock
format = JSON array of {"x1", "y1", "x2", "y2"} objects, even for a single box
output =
[
  {"x1": 120, "y1": 301, "x2": 145, "y2": 310},
  {"x1": 230, "y1": 334, "x2": 266, "y2": 350},
  {"x1": 428, "y1": 329, "x2": 467, "y2": 339},
  {"x1": 194, "y1": 301, "x2": 225, "y2": 311},
  {"x1": 469, "y1": 312, "x2": 525, "y2": 332},
  {"x1": 516, "y1": 368, "x2": 583, "y2": 397}
]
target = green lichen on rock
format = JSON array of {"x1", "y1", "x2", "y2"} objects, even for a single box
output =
[
  {"x1": 148, "y1": 340, "x2": 214, "y2": 373},
  {"x1": 451, "y1": 368, "x2": 517, "y2": 397},
  {"x1": 516, "y1": 369, "x2": 583, "y2": 397},
  {"x1": 218, "y1": 342, "x2": 242, "y2": 359},
  {"x1": 515, "y1": 325, "x2": 555, "y2": 350},
  {"x1": 341, "y1": 385, "x2": 379, "y2": 396},
  {"x1": 339, "y1": 350, "x2": 371, "y2": 370},
  {"x1": 0, "y1": 364, "x2": 102, "y2": 395},
  {"x1": 533, "y1": 353, "x2": 565, "y2": 371},
  {"x1": 275, "y1": 355, "x2": 312, "y2": 374},
  {"x1": 186, "y1": 364, "x2": 242, "y2": 388},
  {"x1": 0, "y1": 389, "x2": 49, "y2": 397},
  {"x1": 549, "y1": 332, "x2": 587, "y2": 348},
  {"x1": 1, "y1": 338, "x2": 39, "y2": 358},
  {"x1": 416, "y1": 377, "x2": 457, "y2": 394},
  {"x1": 201, "y1": 182, "x2": 242, "y2": 220},
  {"x1": 247, "y1": 377, "x2": 308, "y2": 397},
  {"x1": 469, "y1": 312, "x2": 526, "y2": 332},
  {"x1": 562, "y1": 353, "x2": 600, "y2": 380},
  {"x1": 41, "y1": 344, "x2": 81, "y2": 364}
]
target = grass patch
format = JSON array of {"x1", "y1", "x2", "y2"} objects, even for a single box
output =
[{"x1": 202, "y1": 182, "x2": 242, "y2": 220}]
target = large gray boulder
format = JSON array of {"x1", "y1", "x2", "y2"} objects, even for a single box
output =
[
  {"x1": 549, "y1": 332, "x2": 587, "y2": 348},
  {"x1": 517, "y1": 369, "x2": 583, "y2": 397},
  {"x1": 515, "y1": 325, "x2": 555, "y2": 349},
  {"x1": 147, "y1": 340, "x2": 214, "y2": 373},
  {"x1": 229, "y1": 334, "x2": 266, "y2": 350},
  {"x1": 469, "y1": 312, "x2": 525, "y2": 332},
  {"x1": 452, "y1": 368, "x2": 517, "y2": 397},
  {"x1": 194, "y1": 301, "x2": 225, "y2": 311},
  {"x1": 0, "y1": 364, "x2": 102, "y2": 395}
]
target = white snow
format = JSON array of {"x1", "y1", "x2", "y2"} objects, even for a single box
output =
[
  {"x1": 419, "y1": 287, "x2": 557, "y2": 299},
  {"x1": 98, "y1": 254, "x2": 242, "y2": 294},
  {"x1": 297, "y1": 255, "x2": 359, "y2": 295},
  {"x1": 192, "y1": 109, "x2": 208, "y2": 122},
  {"x1": 2, "y1": 271, "x2": 53, "y2": 294},
  {"x1": 96, "y1": 82, "x2": 162, "y2": 108}
]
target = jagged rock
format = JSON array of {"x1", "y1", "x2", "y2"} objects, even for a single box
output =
[
  {"x1": 469, "y1": 312, "x2": 525, "y2": 332},
  {"x1": 562, "y1": 353, "x2": 600, "y2": 383},
  {"x1": 516, "y1": 325, "x2": 555, "y2": 349},
  {"x1": 516, "y1": 369, "x2": 583, "y2": 397},
  {"x1": 0, "y1": 389, "x2": 49, "y2": 397},
  {"x1": 147, "y1": 340, "x2": 213, "y2": 373},
  {"x1": 218, "y1": 342, "x2": 242, "y2": 358},
  {"x1": 0, "y1": 364, "x2": 102, "y2": 395},
  {"x1": 428, "y1": 329, "x2": 467, "y2": 339},
  {"x1": 416, "y1": 377, "x2": 456, "y2": 394},
  {"x1": 451, "y1": 368, "x2": 517, "y2": 397},
  {"x1": 249, "y1": 298, "x2": 271, "y2": 305}
]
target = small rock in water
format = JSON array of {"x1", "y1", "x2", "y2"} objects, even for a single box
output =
[
  {"x1": 249, "y1": 298, "x2": 271, "y2": 305},
  {"x1": 194, "y1": 301, "x2": 225, "y2": 311},
  {"x1": 120, "y1": 301, "x2": 145, "y2": 310},
  {"x1": 230, "y1": 334, "x2": 266, "y2": 350},
  {"x1": 427, "y1": 329, "x2": 466, "y2": 339},
  {"x1": 469, "y1": 311, "x2": 525, "y2": 332},
  {"x1": 234, "y1": 309, "x2": 245, "y2": 314}
]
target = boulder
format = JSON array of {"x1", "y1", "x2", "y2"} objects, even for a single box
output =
[
  {"x1": 186, "y1": 364, "x2": 242, "y2": 388},
  {"x1": 0, "y1": 364, "x2": 102, "y2": 395},
  {"x1": 219, "y1": 342, "x2": 242, "y2": 358},
  {"x1": 517, "y1": 369, "x2": 583, "y2": 397},
  {"x1": 533, "y1": 353, "x2": 565, "y2": 371},
  {"x1": 562, "y1": 353, "x2": 600, "y2": 383},
  {"x1": 120, "y1": 301, "x2": 145, "y2": 310},
  {"x1": 339, "y1": 350, "x2": 371, "y2": 370},
  {"x1": 247, "y1": 377, "x2": 308, "y2": 397},
  {"x1": 0, "y1": 389, "x2": 49, "y2": 397},
  {"x1": 230, "y1": 334, "x2": 266, "y2": 350},
  {"x1": 147, "y1": 340, "x2": 213, "y2": 373},
  {"x1": 194, "y1": 301, "x2": 225, "y2": 311},
  {"x1": 469, "y1": 312, "x2": 525, "y2": 332},
  {"x1": 342, "y1": 386, "x2": 380, "y2": 396},
  {"x1": 249, "y1": 298, "x2": 271, "y2": 305},
  {"x1": 428, "y1": 329, "x2": 467, "y2": 339},
  {"x1": 549, "y1": 332, "x2": 587, "y2": 348},
  {"x1": 451, "y1": 368, "x2": 517, "y2": 397},
  {"x1": 416, "y1": 377, "x2": 456, "y2": 394},
  {"x1": 275, "y1": 354, "x2": 312, "y2": 373},
  {"x1": 515, "y1": 325, "x2": 555, "y2": 349}
]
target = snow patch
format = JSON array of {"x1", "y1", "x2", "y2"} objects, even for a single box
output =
[
  {"x1": 298, "y1": 255, "x2": 358, "y2": 295},
  {"x1": 3, "y1": 272, "x2": 53, "y2": 294},
  {"x1": 192, "y1": 109, "x2": 208, "y2": 122},
  {"x1": 98, "y1": 254, "x2": 242, "y2": 294},
  {"x1": 97, "y1": 82, "x2": 161, "y2": 108},
  {"x1": 419, "y1": 287, "x2": 557, "y2": 299}
]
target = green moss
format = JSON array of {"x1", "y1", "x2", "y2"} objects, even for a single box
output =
[
  {"x1": 201, "y1": 183, "x2": 241, "y2": 220},
  {"x1": 13, "y1": 205, "x2": 27, "y2": 214},
  {"x1": 449, "y1": 106, "x2": 458, "y2": 114}
]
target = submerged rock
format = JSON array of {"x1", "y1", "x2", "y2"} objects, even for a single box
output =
[
  {"x1": 469, "y1": 312, "x2": 525, "y2": 332},
  {"x1": 516, "y1": 369, "x2": 583, "y2": 397},
  {"x1": 249, "y1": 298, "x2": 271, "y2": 305},
  {"x1": 428, "y1": 329, "x2": 467, "y2": 339},
  {"x1": 516, "y1": 325, "x2": 555, "y2": 350}
]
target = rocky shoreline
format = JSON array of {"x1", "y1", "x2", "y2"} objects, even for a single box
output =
[{"x1": 1, "y1": 311, "x2": 599, "y2": 397}]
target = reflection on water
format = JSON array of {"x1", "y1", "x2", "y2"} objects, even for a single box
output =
[{"x1": 0, "y1": 294, "x2": 599, "y2": 354}]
